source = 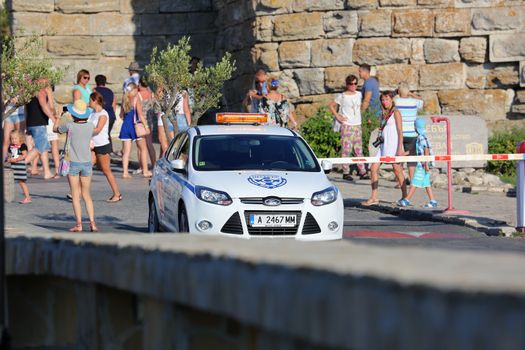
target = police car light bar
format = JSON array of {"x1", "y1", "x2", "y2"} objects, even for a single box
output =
[{"x1": 216, "y1": 113, "x2": 268, "y2": 124}]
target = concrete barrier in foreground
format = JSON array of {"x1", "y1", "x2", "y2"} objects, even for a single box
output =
[{"x1": 6, "y1": 233, "x2": 525, "y2": 350}]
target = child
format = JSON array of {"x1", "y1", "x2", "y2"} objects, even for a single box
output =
[
  {"x1": 6, "y1": 130, "x2": 31, "y2": 204},
  {"x1": 397, "y1": 119, "x2": 438, "y2": 208}
]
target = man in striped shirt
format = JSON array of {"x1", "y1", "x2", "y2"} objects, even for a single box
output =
[{"x1": 394, "y1": 82, "x2": 424, "y2": 182}]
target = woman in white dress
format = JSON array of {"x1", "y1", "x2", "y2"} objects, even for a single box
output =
[{"x1": 362, "y1": 91, "x2": 407, "y2": 206}]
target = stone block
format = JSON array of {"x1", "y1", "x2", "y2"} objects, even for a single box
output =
[
  {"x1": 186, "y1": 13, "x2": 216, "y2": 33},
  {"x1": 417, "y1": 0, "x2": 451, "y2": 7},
  {"x1": 424, "y1": 39, "x2": 460, "y2": 63},
  {"x1": 438, "y1": 89, "x2": 507, "y2": 121},
  {"x1": 100, "y1": 36, "x2": 136, "y2": 57},
  {"x1": 512, "y1": 104, "x2": 525, "y2": 115},
  {"x1": 55, "y1": 0, "x2": 119, "y2": 13},
  {"x1": 455, "y1": 0, "x2": 505, "y2": 7},
  {"x1": 11, "y1": 0, "x2": 54, "y2": 12},
  {"x1": 292, "y1": 68, "x2": 325, "y2": 95},
  {"x1": 434, "y1": 9, "x2": 471, "y2": 37},
  {"x1": 279, "y1": 41, "x2": 311, "y2": 68},
  {"x1": 411, "y1": 38, "x2": 425, "y2": 64},
  {"x1": 160, "y1": 0, "x2": 212, "y2": 12},
  {"x1": 252, "y1": 43, "x2": 279, "y2": 72},
  {"x1": 521, "y1": 61, "x2": 525, "y2": 87},
  {"x1": 311, "y1": 38, "x2": 354, "y2": 67},
  {"x1": 48, "y1": 13, "x2": 91, "y2": 36},
  {"x1": 256, "y1": 0, "x2": 293, "y2": 15},
  {"x1": 294, "y1": 94, "x2": 336, "y2": 118},
  {"x1": 141, "y1": 14, "x2": 186, "y2": 35},
  {"x1": 379, "y1": 0, "x2": 416, "y2": 6},
  {"x1": 273, "y1": 12, "x2": 323, "y2": 41},
  {"x1": 419, "y1": 91, "x2": 441, "y2": 114},
  {"x1": 517, "y1": 90, "x2": 525, "y2": 103},
  {"x1": 375, "y1": 64, "x2": 418, "y2": 90},
  {"x1": 393, "y1": 10, "x2": 434, "y2": 37},
  {"x1": 12, "y1": 13, "x2": 49, "y2": 35},
  {"x1": 254, "y1": 16, "x2": 273, "y2": 42},
  {"x1": 466, "y1": 63, "x2": 519, "y2": 89},
  {"x1": 352, "y1": 38, "x2": 411, "y2": 65},
  {"x1": 345, "y1": 0, "x2": 378, "y2": 9},
  {"x1": 324, "y1": 66, "x2": 360, "y2": 92},
  {"x1": 271, "y1": 70, "x2": 301, "y2": 99},
  {"x1": 323, "y1": 11, "x2": 358, "y2": 38},
  {"x1": 359, "y1": 10, "x2": 391, "y2": 37},
  {"x1": 472, "y1": 7, "x2": 522, "y2": 33},
  {"x1": 47, "y1": 37, "x2": 100, "y2": 57},
  {"x1": 293, "y1": 0, "x2": 345, "y2": 12},
  {"x1": 120, "y1": 0, "x2": 160, "y2": 13},
  {"x1": 419, "y1": 63, "x2": 465, "y2": 90},
  {"x1": 91, "y1": 13, "x2": 138, "y2": 36},
  {"x1": 490, "y1": 33, "x2": 525, "y2": 62},
  {"x1": 459, "y1": 37, "x2": 487, "y2": 63}
]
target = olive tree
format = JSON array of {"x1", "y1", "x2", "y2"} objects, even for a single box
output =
[
  {"x1": 2, "y1": 34, "x2": 65, "y2": 119},
  {"x1": 145, "y1": 36, "x2": 235, "y2": 130}
]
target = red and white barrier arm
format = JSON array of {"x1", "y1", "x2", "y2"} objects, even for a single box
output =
[{"x1": 319, "y1": 153, "x2": 525, "y2": 165}]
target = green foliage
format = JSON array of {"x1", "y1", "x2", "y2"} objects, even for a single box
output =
[
  {"x1": 486, "y1": 129, "x2": 525, "y2": 177},
  {"x1": 2, "y1": 34, "x2": 65, "y2": 119},
  {"x1": 360, "y1": 109, "x2": 381, "y2": 156},
  {"x1": 0, "y1": 1, "x2": 8, "y2": 43},
  {"x1": 300, "y1": 108, "x2": 341, "y2": 158},
  {"x1": 145, "y1": 36, "x2": 235, "y2": 126}
]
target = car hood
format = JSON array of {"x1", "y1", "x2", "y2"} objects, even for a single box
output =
[{"x1": 190, "y1": 170, "x2": 334, "y2": 199}]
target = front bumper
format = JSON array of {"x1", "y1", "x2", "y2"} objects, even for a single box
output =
[{"x1": 188, "y1": 195, "x2": 344, "y2": 241}]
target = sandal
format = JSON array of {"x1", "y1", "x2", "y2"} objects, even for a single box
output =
[
  {"x1": 122, "y1": 174, "x2": 132, "y2": 179},
  {"x1": 397, "y1": 198, "x2": 410, "y2": 207},
  {"x1": 69, "y1": 223, "x2": 82, "y2": 232},
  {"x1": 19, "y1": 197, "x2": 32, "y2": 204},
  {"x1": 106, "y1": 194, "x2": 122, "y2": 203},
  {"x1": 359, "y1": 173, "x2": 371, "y2": 180},
  {"x1": 90, "y1": 221, "x2": 98, "y2": 232},
  {"x1": 361, "y1": 199, "x2": 379, "y2": 206}
]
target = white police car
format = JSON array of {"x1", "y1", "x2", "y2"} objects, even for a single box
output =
[{"x1": 148, "y1": 113, "x2": 344, "y2": 240}]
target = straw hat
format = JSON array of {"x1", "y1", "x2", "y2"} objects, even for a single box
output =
[
  {"x1": 67, "y1": 100, "x2": 92, "y2": 119},
  {"x1": 126, "y1": 61, "x2": 143, "y2": 71}
]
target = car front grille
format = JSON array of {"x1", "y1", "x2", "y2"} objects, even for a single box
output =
[
  {"x1": 221, "y1": 212, "x2": 243, "y2": 235},
  {"x1": 301, "y1": 212, "x2": 321, "y2": 235},
  {"x1": 240, "y1": 197, "x2": 304, "y2": 205},
  {"x1": 244, "y1": 211, "x2": 302, "y2": 236}
]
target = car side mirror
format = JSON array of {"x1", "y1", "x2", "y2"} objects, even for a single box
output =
[
  {"x1": 170, "y1": 159, "x2": 186, "y2": 172},
  {"x1": 321, "y1": 160, "x2": 333, "y2": 174}
]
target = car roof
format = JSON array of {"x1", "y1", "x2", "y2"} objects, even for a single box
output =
[{"x1": 190, "y1": 125, "x2": 297, "y2": 137}]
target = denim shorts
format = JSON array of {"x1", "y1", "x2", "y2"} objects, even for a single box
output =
[
  {"x1": 69, "y1": 161, "x2": 93, "y2": 177},
  {"x1": 6, "y1": 112, "x2": 25, "y2": 125},
  {"x1": 27, "y1": 125, "x2": 50, "y2": 153},
  {"x1": 158, "y1": 114, "x2": 188, "y2": 133}
]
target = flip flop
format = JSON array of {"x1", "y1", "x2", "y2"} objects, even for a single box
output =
[
  {"x1": 106, "y1": 195, "x2": 123, "y2": 203},
  {"x1": 69, "y1": 223, "x2": 82, "y2": 232},
  {"x1": 122, "y1": 175, "x2": 132, "y2": 179},
  {"x1": 361, "y1": 199, "x2": 380, "y2": 206},
  {"x1": 19, "y1": 197, "x2": 32, "y2": 204}
]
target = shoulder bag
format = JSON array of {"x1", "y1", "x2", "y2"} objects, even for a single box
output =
[
  {"x1": 133, "y1": 97, "x2": 150, "y2": 138},
  {"x1": 58, "y1": 129, "x2": 71, "y2": 176}
]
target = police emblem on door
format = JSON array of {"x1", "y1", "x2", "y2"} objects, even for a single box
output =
[{"x1": 248, "y1": 175, "x2": 287, "y2": 189}]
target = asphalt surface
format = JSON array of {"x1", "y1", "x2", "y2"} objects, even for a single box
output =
[{"x1": 5, "y1": 164, "x2": 525, "y2": 253}]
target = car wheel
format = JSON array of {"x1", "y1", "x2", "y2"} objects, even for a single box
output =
[
  {"x1": 148, "y1": 199, "x2": 160, "y2": 233},
  {"x1": 179, "y1": 205, "x2": 189, "y2": 233}
]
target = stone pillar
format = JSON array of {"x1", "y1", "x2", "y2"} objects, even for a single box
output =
[{"x1": 3, "y1": 168, "x2": 14, "y2": 203}]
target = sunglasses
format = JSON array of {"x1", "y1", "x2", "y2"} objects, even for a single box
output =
[
  {"x1": 82, "y1": 76, "x2": 90, "y2": 80},
  {"x1": 347, "y1": 82, "x2": 358, "y2": 86}
]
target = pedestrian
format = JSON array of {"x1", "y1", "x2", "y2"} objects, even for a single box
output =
[
  {"x1": 72, "y1": 69, "x2": 92, "y2": 103},
  {"x1": 358, "y1": 64, "x2": 381, "y2": 119},
  {"x1": 259, "y1": 78, "x2": 298, "y2": 129},
  {"x1": 398, "y1": 118, "x2": 438, "y2": 208},
  {"x1": 137, "y1": 77, "x2": 156, "y2": 170},
  {"x1": 88, "y1": 91, "x2": 122, "y2": 203},
  {"x1": 53, "y1": 100, "x2": 97, "y2": 232},
  {"x1": 329, "y1": 74, "x2": 370, "y2": 181},
  {"x1": 119, "y1": 83, "x2": 152, "y2": 179},
  {"x1": 6, "y1": 130, "x2": 31, "y2": 204},
  {"x1": 243, "y1": 68, "x2": 268, "y2": 112},
  {"x1": 394, "y1": 82, "x2": 424, "y2": 183},
  {"x1": 93, "y1": 75, "x2": 117, "y2": 154},
  {"x1": 362, "y1": 91, "x2": 407, "y2": 206},
  {"x1": 2, "y1": 98, "x2": 25, "y2": 162},
  {"x1": 46, "y1": 85, "x2": 60, "y2": 178},
  {"x1": 25, "y1": 83, "x2": 55, "y2": 179},
  {"x1": 123, "y1": 61, "x2": 142, "y2": 92}
]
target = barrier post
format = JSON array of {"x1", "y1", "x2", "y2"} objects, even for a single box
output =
[
  {"x1": 516, "y1": 142, "x2": 525, "y2": 233},
  {"x1": 430, "y1": 116, "x2": 469, "y2": 215}
]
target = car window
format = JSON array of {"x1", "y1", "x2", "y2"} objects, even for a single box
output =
[
  {"x1": 176, "y1": 136, "x2": 190, "y2": 163},
  {"x1": 166, "y1": 133, "x2": 186, "y2": 162},
  {"x1": 193, "y1": 135, "x2": 320, "y2": 172}
]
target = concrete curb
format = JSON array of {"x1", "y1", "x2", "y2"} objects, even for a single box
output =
[{"x1": 345, "y1": 199, "x2": 516, "y2": 237}]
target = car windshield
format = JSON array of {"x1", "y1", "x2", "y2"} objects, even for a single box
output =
[{"x1": 193, "y1": 135, "x2": 320, "y2": 172}]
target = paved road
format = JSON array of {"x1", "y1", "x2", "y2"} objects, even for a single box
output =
[{"x1": 5, "y1": 165, "x2": 525, "y2": 253}]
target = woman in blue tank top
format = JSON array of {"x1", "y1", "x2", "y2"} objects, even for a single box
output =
[{"x1": 72, "y1": 69, "x2": 92, "y2": 103}]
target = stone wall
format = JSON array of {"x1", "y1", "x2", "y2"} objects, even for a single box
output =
[{"x1": 8, "y1": 0, "x2": 525, "y2": 126}]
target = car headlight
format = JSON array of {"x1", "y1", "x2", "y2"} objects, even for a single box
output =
[
  {"x1": 195, "y1": 186, "x2": 232, "y2": 206},
  {"x1": 311, "y1": 186, "x2": 338, "y2": 206}
]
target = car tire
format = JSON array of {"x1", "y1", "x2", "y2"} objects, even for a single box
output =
[
  {"x1": 148, "y1": 199, "x2": 160, "y2": 233},
  {"x1": 179, "y1": 205, "x2": 189, "y2": 233}
]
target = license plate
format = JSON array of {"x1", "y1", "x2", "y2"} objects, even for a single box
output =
[{"x1": 249, "y1": 214, "x2": 297, "y2": 227}]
